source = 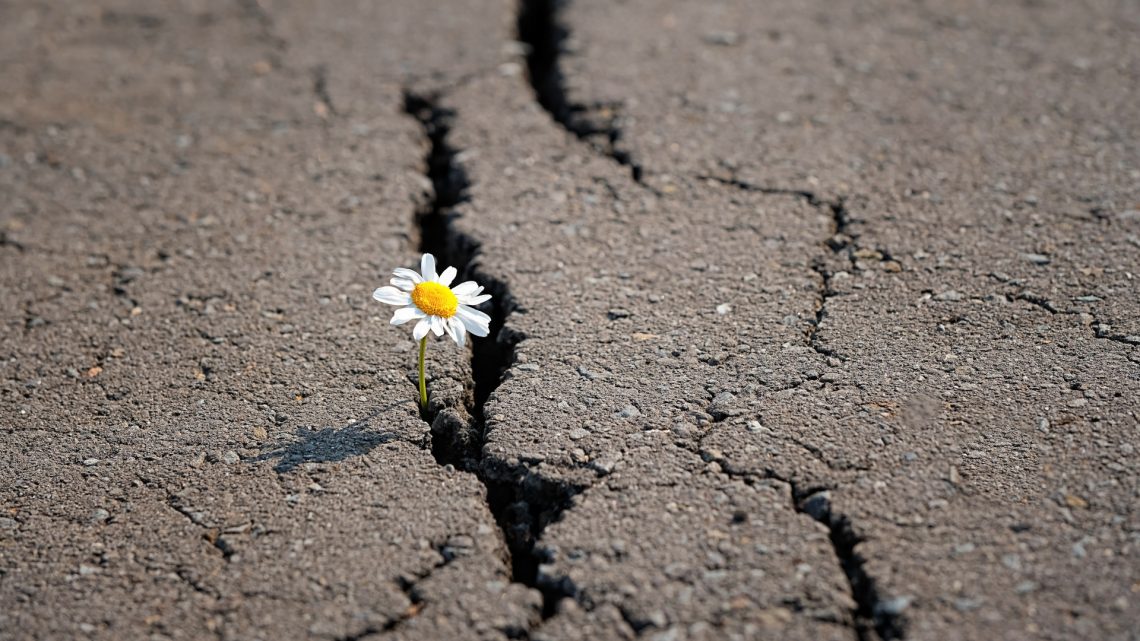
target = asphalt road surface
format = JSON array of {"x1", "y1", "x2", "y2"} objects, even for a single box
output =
[{"x1": 1, "y1": 1, "x2": 1137, "y2": 640}]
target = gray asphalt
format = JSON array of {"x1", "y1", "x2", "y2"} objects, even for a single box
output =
[{"x1": 1, "y1": 1, "x2": 1137, "y2": 641}]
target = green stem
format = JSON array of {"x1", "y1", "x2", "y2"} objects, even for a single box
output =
[{"x1": 418, "y1": 336, "x2": 428, "y2": 409}]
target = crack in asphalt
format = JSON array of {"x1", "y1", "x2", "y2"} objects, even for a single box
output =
[
  {"x1": 512, "y1": 4, "x2": 908, "y2": 635},
  {"x1": 792, "y1": 488, "x2": 906, "y2": 641},
  {"x1": 341, "y1": 541, "x2": 458, "y2": 640},
  {"x1": 166, "y1": 494, "x2": 236, "y2": 562},
  {"x1": 691, "y1": 443, "x2": 905, "y2": 641},
  {"x1": 517, "y1": 0, "x2": 644, "y2": 184},
  {"x1": 698, "y1": 174, "x2": 855, "y2": 360},
  {"x1": 402, "y1": 89, "x2": 586, "y2": 635},
  {"x1": 1002, "y1": 284, "x2": 1140, "y2": 348}
]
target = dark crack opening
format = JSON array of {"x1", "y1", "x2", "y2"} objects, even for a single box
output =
[
  {"x1": 517, "y1": 0, "x2": 643, "y2": 183},
  {"x1": 402, "y1": 89, "x2": 584, "y2": 630},
  {"x1": 792, "y1": 487, "x2": 906, "y2": 641}
]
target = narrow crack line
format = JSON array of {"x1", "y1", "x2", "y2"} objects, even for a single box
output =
[
  {"x1": 808, "y1": 259, "x2": 844, "y2": 361},
  {"x1": 697, "y1": 174, "x2": 857, "y2": 258},
  {"x1": 993, "y1": 278, "x2": 1140, "y2": 347},
  {"x1": 698, "y1": 174, "x2": 855, "y2": 359},
  {"x1": 697, "y1": 174, "x2": 820, "y2": 204},
  {"x1": 166, "y1": 494, "x2": 236, "y2": 562},
  {"x1": 402, "y1": 89, "x2": 587, "y2": 632},
  {"x1": 351, "y1": 544, "x2": 456, "y2": 640},
  {"x1": 517, "y1": 0, "x2": 645, "y2": 184},
  {"x1": 1014, "y1": 291, "x2": 1059, "y2": 314}
]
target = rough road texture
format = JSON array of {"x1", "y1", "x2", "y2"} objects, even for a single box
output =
[{"x1": 1, "y1": 1, "x2": 1137, "y2": 641}]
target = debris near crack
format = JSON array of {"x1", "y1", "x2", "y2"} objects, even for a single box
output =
[
  {"x1": 402, "y1": 89, "x2": 585, "y2": 631},
  {"x1": 517, "y1": 0, "x2": 643, "y2": 183}
]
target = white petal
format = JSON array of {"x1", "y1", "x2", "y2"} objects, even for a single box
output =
[
  {"x1": 412, "y1": 318, "x2": 431, "y2": 341},
  {"x1": 393, "y1": 268, "x2": 423, "y2": 283},
  {"x1": 451, "y1": 281, "x2": 480, "y2": 297},
  {"x1": 459, "y1": 293, "x2": 492, "y2": 306},
  {"x1": 373, "y1": 286, "x2": 411, "y2": 306},
  {"x1": 390, "y1": 307, "x2": 424, "y2": 325},
  {"x1": 430, "y1": 315, "x2": 446, "y2": 336},
  {"x1": 391, "y1": 277, "x2": 416, "y2": 292},
  {"x1": 438, "y1": 266, "x2": 457, "y2": 287},
  {"x1": 420, "y1": 254, "x2": 438, "y2": 281},
  {"x1": 456, "y1": 305, "x2": 491, "y2": 324},
  {"x1": 447, "y1": 316, "x2": 466, "y2": 347},
  {"x1": 456, "y1": 305, "x2": 491, "y2": 337}
]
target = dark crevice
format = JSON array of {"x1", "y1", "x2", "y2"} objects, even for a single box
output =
[
  {"x1": 167, "y1": 494, "x2": 236, "y2": 562},
  {"x1": 1015, "y1": 291, "x2": 1059, "y2": 314},
  {"x1": 402, "y1": 89, "x2": 585, "y2": 633},
  {"x1": 791, "y1": 487, "x2": 906, "y2": 641},
  {"x1": 517, "y1": 0, "x2": 644, "y2": 183}
]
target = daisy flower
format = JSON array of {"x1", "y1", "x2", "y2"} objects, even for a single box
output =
[{"x1": 373, "y1": 253, "x2": 492, "y2": 407}]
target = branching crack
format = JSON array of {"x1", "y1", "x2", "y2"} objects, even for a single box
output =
[
  {"x1": 402, "y1": 89, "x2": 585, "y2": 633},
  {"x1": 517, "y1": 0, "x2": 643, "y2": 183}
]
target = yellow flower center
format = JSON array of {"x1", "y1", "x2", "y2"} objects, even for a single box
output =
[{"x1": 411, "y1": 281, "x2": 458, "y2": 318}]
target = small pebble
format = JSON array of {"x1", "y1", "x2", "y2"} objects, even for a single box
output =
[{"x1": 614, "y1": 405, "x2": 641, "y2": 419}]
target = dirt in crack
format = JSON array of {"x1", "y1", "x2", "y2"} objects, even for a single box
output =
[
  {"x1": 517, "y1": 0, "x2": 642, "y2": 182},
  {"x1": 402, "y1": 90, "x2": 584, "y2": 624}
]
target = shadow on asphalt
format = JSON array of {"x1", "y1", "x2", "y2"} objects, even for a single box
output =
[{"x1": 251, "y1": 400, "x2": 416, "y2": 473}]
